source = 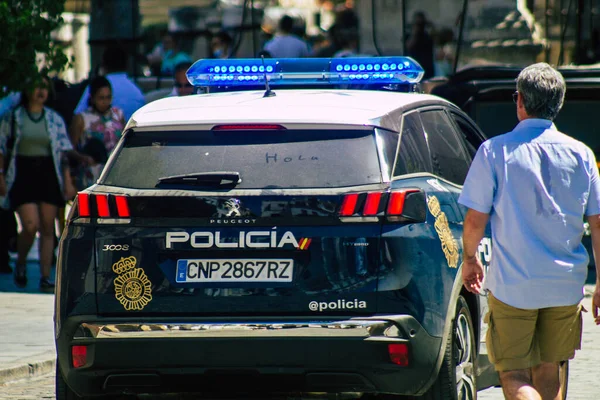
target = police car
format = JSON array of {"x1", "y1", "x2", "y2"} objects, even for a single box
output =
[{"x1": 55, "y1": 57, "x2": 503, "y2": 399}]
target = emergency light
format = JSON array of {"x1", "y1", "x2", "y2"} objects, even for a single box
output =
[{"x1": 186, "y1": 57, "x2": 424, "y2": 88}]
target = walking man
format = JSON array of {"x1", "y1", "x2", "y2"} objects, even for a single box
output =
[{"x1": 459, "y1": 62, "x2": 600, "y2": 400}]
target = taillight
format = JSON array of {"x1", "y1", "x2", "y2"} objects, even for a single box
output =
[
  {"x1": 363, "y1": 192, "x2": 382, "y2": 216},
  {"x1": 339, "y1": 189, "x2": 424, "y2": 221},
  {"x1": 388, "y1": 343, "x2": 409, "y2": 366},
  {"x1": 96, "y1": 194, "x2": 110, "y2": 217},
  {"x1": 76, "y1": 193, "x2": 131, "y2": 219},
  {"x1": 77, "y1": 193, "x2": 90, "y2": 217},
  {"x1": 115, "y1": 195, "x2": 130, "y2": 217},
  {"x1": 340, "y1": 193, "x2": 359, "y2": 216},
  {"x1": 387, "y1": 189, "x2": 421, "y2": 215},
  {"x1": 72, "y1": 345, "x2": 88, "y2": 368}
]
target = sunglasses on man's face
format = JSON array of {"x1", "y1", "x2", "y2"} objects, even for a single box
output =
[{"x1": 512, "y1": 91, "x2": 519, "y2": 104}]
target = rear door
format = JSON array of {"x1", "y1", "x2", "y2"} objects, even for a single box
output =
[
  {"x1": 378, "y1": 109, "x2": 471, "y2": 337},
  {"x1": 90, "y1": 126, "x2": 398, "y2": 317}
]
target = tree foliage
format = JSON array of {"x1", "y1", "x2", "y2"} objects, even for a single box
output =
[{"x1": 0, "y1": 0, "x2": 69, "y2": 96}]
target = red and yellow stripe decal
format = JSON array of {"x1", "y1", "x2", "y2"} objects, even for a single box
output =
[{"x1": 298, "y1": 238, "x2": 312, "y2": 250}]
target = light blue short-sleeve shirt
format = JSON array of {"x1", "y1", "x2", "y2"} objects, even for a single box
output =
[{"x1": 458, "y1": 118, "x2": 600, "y2": 309}]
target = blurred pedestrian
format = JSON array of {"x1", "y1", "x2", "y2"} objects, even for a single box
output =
[
  {"x1": 211, "y1": 31, "x2": 233, "y2": 59},
  {"x1": 460, "y1": 63, "x2": 600, "y2": 399},
  {"x1": 146, "y1": 29, "x2": 169, "y2": 76},
  {"x1": 170, "y1": 62, "x2": 194, "y2": 97},
  {"x1": 263, "y1": 15, "x2": 310, "y2": 58},
  {"x1": 0, "y1": 75, "x2": 77, "y2": 290},
  {"x1": 158, "y1": 33, "x2": 192, "y2": 77},
  {"x1": 0, "y1": 93, "x2": 20, "y2": 274},
  {"x1": 406, "y1": 11, "x2": 435, "y2": 79},
  {"x1": 333, "y1": 29, "x2": 359, "y2": 58},
  {"x1": 434, "y1": 28, "x2": 456, "y2": 77},
  {"x1": 0, "y1": 201, "x2": 17, "y2": 274},
  {"x1": 0, "y1": 92, "x2": 20, "y2": 117},
  {"x1": 74, "y1": 45, "x2": 145, "y2": 122},
  {"x1": 313, "y1": 8, "x2": 359, "y2": 58},
  {"x1": 70, "y1": 76, "x2": 126, "y2": 191}
]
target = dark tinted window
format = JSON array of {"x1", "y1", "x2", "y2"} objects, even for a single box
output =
[
  {"x1": 103, "y1": 129, "x2": 382, "y2": 189},
  {"x1": 420, "y1": 110, "x2": 470, "y2": 184},
  {"x1": 450, "y1": 113, "x2": 484, "y2": 160},
  {"x1": 375, "y1": 128, "x2": 399, "y2": 180},
  {"x1": 394, "y1": 112, "x2": 432, "y2": 176}
]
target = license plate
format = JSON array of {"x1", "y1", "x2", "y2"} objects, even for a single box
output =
[{"x1": 176, "y1": 259, "x2": 294, "y2": 283}]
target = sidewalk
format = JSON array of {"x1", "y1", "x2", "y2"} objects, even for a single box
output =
[{"x1": 0, "y1": 241, "x2": 56, "y2": 385}]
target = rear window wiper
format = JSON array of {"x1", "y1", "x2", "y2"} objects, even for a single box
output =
[{"x1": 156, "y1": 171, "x2": 241, "y2": 188}]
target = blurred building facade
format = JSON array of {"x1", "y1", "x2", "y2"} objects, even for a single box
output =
[{"x1": 55, "y1": 0, "x2": 600, "y2": 85}]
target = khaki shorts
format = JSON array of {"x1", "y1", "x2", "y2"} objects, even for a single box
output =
[{"x1": 485, "y1": 293, "x2": 583, "y2": 372}]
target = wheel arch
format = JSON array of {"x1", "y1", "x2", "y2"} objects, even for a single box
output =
[
  {"x1": 460, "y1": 287, "x2": 481, "y2": 351},
  {"x1": 415, "y1": 264, "x2": 474, "y2": 395}
]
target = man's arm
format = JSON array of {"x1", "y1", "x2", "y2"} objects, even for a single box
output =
[
  {"x1": 587, "y1": 214, "x2": 600, "y2": 325},
  {"x1": 458, "y1": 142, "x2": 495, "y2": 294},
  {"x1": 462, "y1": 208, "x2": 490, "y2": 294},
  {"x1": 464, "y1": 209, "x2": 489, "y2": 260}
]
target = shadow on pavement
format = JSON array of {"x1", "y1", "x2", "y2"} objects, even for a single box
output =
[
  {"x1": 0, "y1": 260, "x2": 55, "y2": 294},
  {"x1": 0, "y1": 235, "x2": 57, "y2": 294}
]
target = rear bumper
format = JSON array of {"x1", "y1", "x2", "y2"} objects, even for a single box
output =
[{"x1": 56, "y1": 316, "x2": 442, "y2": 397}]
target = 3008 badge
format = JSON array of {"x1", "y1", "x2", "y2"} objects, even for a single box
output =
[{"x1": 102, "y1": 244, "x2": 130, "y2": 251}]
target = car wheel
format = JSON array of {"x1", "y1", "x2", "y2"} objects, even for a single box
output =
[
  {"x1": 424, "y1": 295, "x2": 477, "y2": 400},
  {"x1": 56, "y1": 362, "x2": 83, "y2": 400},
  {"x1": 559, "y1": 360, "x2": 569, "y2": 400},
  {"x1": 55, "y1": 362, "x2": 123, "y2": 400}
]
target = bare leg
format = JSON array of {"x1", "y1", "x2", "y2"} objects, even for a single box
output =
[
  {"x1": 38, "y1": 202, "x2": 58, "y2": 279},
  {"x1": 15, "y1": 203, "x2": 40, "y2": 266},
  {"x1": 500, "y1": 369, "x2": 542, "y2": 400},
  {"x1": 57, "y1": 207, "x2": 65, "y2": 235},
  {"x1": 532, "y1": 362, "x2": 561, "y2": 400}
]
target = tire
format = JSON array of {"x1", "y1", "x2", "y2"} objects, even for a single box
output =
[
  {"x1": 56, "y1": 362, "x2": 83, "y2": 400},
  {"x1": 55, "y1": 362, "x2": 133, "y2": 400},
  {"x1": 423, "y1": 295, "x2": 477, "y2": 400}
]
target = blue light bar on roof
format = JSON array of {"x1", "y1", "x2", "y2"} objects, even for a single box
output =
[{"x1": 186, "y1": 57, "x2": 424, "y2": 87}]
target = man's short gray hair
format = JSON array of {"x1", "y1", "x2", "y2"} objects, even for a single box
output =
[{"x1": 516, "y1": 63, "x2": 566, "y2": 121}]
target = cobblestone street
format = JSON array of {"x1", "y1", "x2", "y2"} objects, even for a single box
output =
[{"x1": 1, "y1": 284, "x2": 598, "y2": 399}]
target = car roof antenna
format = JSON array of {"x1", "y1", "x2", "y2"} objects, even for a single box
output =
[{"x1": 261, "y1": 55, "x2": 276, "y2": 98}]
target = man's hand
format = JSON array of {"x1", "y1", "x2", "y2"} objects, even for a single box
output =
[
  {"x1": 462, "y1": 209, "x2": 489, "y2": 295},
  {"x1": 0, "y1": 174, "x2": 7, "y2": 196},
  {"x1": 593, "y1": 284, "x2": 600, "y2": 326},
  {"x1": 462, "y1": 256, "x2": 484, "y2": 294}
]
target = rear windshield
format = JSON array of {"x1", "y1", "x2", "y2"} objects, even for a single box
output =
[{"x1": 102, "y1": 129, "x2": 382, "y2": 189}]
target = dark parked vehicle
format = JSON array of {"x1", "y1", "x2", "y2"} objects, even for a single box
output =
[
  {"x1": 431, "y1": 65, "x2": 600, "y2": 270},
  {"x1": 430, "y1": 65, "x2": 600, "y2": 149}
]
